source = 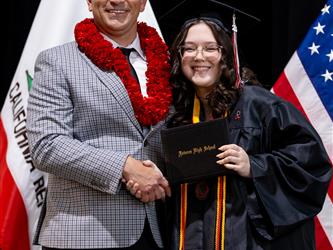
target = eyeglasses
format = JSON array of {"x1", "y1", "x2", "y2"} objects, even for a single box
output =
[{"x1": 178, "y1": 44, "x2": 223, "y2": 59}]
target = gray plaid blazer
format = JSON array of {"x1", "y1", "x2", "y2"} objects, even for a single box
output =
[{"x1": 27, "y1": 41, "x2": 170, "y2": 249}]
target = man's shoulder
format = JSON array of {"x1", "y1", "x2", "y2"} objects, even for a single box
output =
[
  {"x1": 36, "y1": 41, "x2": 82, "y2": 65},
  {"x1": 38, "y1": 41, "x2": 78, "y2": 57}
]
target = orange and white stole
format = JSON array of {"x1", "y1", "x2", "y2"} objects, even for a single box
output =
[{"x1": 178, "y1": 95, "x2": 227, "y2": 250}]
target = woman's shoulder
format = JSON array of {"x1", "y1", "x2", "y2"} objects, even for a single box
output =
[
  {"x1": 240, "y1": 83, "x2": 308, "y2": 123},
  {"x1": 242, "y1": 83, "x2": 282, "y2": 106}
]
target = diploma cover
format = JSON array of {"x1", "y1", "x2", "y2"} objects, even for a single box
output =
[{"x1": 161, "y1": 118, "x2": 231, "y2": 184}]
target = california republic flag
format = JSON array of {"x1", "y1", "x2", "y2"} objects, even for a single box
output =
[{"x1": 0, "y1": 1, "x2": 161, "y2": 249}]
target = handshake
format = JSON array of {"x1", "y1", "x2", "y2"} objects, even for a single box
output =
[{"x1": 122, "y1": 156, "x2": 171, "y2": 203}]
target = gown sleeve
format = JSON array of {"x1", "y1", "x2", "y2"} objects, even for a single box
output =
[{"x1": 245, "y1": 100, "x2": 332, "y2": 239}]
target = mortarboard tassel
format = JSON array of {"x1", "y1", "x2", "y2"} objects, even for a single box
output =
[{"x1": 232, "y1": 13, "x2": 242, "y2": 88}]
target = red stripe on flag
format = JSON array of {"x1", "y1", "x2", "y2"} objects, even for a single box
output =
[
  {"x1": 0, "y1": 119, "x2": 30, "y2": 250},
  {"x1": 273, "y1": 72, "x2": 307, "y2": 117},
  {"x1": 315, "y1": 216, "x2": 333, "y2": 250}
]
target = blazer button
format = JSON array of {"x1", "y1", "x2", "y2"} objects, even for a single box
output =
[{"x1": 143, "y1": 140, "x2": 148, "y2": 147}]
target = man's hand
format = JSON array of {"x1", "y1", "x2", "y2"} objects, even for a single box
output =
[{"x1": 122, "y1": 156, "x2": 171, "y2": 202}]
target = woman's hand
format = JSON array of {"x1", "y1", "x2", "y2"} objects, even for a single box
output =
[{"x1": 216, "y1": 144, "x2": 252, "y2": 178}]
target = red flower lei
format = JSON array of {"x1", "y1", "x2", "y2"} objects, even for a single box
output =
[{"x1": 74, "y1": 18, "x2": 172, "y2": 126}]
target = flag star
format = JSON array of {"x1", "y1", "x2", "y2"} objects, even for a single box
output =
[
  {"x1": 326, "y1": 50, "x2": 333, "y2": 62},
  {"x1": 321, "y1": 4, "x2": 330, "y2": 15},
  {"x1": 313, "y1": 22, "x2": 325, "y2": 35},
  {"x1": 308, "y1": 42, "x2": 320, "y2": 55},
  {"x1": 321, "y1": 69, "x2": 333, "y2": 82}
]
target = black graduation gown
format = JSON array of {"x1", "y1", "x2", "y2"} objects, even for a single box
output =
[{"x1": 166, "y1": 85, "x2": 332, "y2": 250}]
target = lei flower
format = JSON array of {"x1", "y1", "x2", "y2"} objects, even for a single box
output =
[{"x1": 74, "y1": 18, "x2": 172, "y2": 126}]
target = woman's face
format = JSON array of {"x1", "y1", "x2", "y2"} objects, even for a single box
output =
[{"x1": 180, "y1": 22, "x2": 222, "y2": 97}]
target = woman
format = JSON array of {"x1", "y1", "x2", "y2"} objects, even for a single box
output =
[{"x1": 165, "y1": 16, "x2": 332, "y2": 250}]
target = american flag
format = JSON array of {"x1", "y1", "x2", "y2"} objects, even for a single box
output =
[{"x1": 272, "y1": 0, "x2": 333, "y2": 249}]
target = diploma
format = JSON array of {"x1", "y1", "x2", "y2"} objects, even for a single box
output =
[{"x1": 161, "y1": 118, "x2": 232, "y2": 184}]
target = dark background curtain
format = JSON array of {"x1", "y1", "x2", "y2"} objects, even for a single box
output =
[{"x1": 2, "y1": 0, "x2": 326, "y2": 106}]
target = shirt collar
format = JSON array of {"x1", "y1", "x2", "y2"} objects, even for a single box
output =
[{"x1": 101, "y1": 33, "x2": 146, "y2": 60}]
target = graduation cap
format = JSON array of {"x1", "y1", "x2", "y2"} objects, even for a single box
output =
[
  {"x1": 158, "y1": 0, "x2": 261, "y2": 40},
  {"x1": 158, "y1": 0, "x2": 260, "y2": 32},
  {"x1": 157, "y1": 0, "x2": 265, "y2": 86}
]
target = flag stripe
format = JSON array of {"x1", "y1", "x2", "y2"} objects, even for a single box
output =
[
  {"x1": 272, "y1": 71, "x2": 307, "y2": 116},
  {"x1": 315, "y1": 216, "x2": 333, "y2": 250},
  {"x1": 0, "y1": 119, "x2": 30, "y2": 250},
  {"x1": 317, "y1": 194, "x2": 333, "y2": 247}
]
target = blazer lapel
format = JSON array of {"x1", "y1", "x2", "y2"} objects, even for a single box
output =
[{"x1": 80, "y1": 52, "x2": 143, "y2": 134}]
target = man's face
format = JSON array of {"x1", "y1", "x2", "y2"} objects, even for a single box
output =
[{"x1": 87, "y1": 0, "x2": 147, "y2": 41}]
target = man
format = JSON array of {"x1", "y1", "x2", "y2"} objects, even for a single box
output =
[{"x1": 26, "y1": 0, "x2": 172, "y2": 249}]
